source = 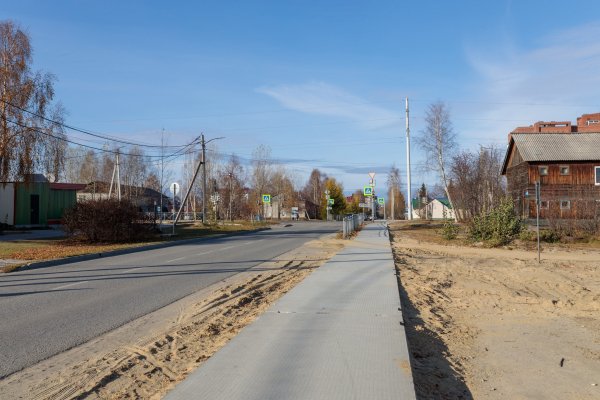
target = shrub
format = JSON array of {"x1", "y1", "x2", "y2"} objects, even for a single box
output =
[
  {"x1": 518, "y1": 229, "x2": 535, "y2": 242},
  {"x1": 440, "y1": 218, "x2": 459, "y2": 240},
  {"x1": 469, "y1": 197, "x2": 522, "y2": 246},
  {"x1": 539, "y1": 229, "x2": 561, "y2": 243},
  {"x1": 63, "y1": 199, "x2": 157, "y2": 243}
]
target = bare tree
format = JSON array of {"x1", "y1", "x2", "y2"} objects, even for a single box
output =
[
  {"x1": 449, "y1": 145, "x2": 506, "y2": 221},
  {"x1": 271, "y1": 166, "x2": 297, "y2": 219},
  {"x1": 78, "y1": 150, "x2": 99, "y2": 184},
  {"x1": 0, "y1": 20, "x2": 65, "y2": 182},
  {"x1": 42, "y1": 103, "x2": 67, "y2": 182},
  {"x1": 302, "y1": 168, "x2": 327, "y2": 205},
  {"x1": 386, "y1": 165, "x2": 405, "y2": 220},
  {"x1": 220, "y1": 154, "x2": 246, "y2": 220},
  {"x1": 417, "y1": 101, "x2": 457, "y2": 217},
  {"x1": 250, "y1": 144, "x2": 273, "y2": 216},
  {"x1": 121, "y1": 145, "x2": 148, "y2": 199}
]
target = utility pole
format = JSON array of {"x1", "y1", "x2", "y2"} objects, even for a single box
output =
[
  {"x1": 229, "y1": 172, "x2": 233, "y2": 222},
  {"x1": 160, "y1": 129, "x2": 165, "y2": 226},
  {"x1": 325, "y1": 189, "x2": 330, "y2": 221},
  {"x1": 391, "y1": 177, "x2": 395, "y2": 220},
  {"x1": 108, "y1": 160, "x2": 116, "y2": 198},
  {"x1": 535, "y1": 181, "x2": 541, "y2": 263},
  {"x1": 116, "y1": 151, "x2": 121, "y2": 201},
  {"x1": 198, "y1": 135, "x2": 224, "y2": 224},
  {"x1": 174, "y1": 139, "x2": 203, "y2": 227},
  {"x1": 201, "y1": 134, "x2": 207, "y2": 224},
  {"x1": 406, "y1": 97, "x2": 413, "y2": 220},
  {"x1": 372, "y1": 181, "x2": 376, "y2": 221}
]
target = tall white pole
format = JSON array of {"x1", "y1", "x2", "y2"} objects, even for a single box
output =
[{"x1": 406, "y1": 97, "x2": 413, "y2": 220}]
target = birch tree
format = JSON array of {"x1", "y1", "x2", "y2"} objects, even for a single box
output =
[
  {"x1": 0, "y1": 20, "x2": 64, "y2": 182},
  {"x1": 417, "y1": 102, "x2": 457, "y2": 218}
]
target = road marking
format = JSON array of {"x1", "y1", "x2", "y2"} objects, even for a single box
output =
[
  {"x1": 122, "y1": 267, "x2": 142, "y2": 274},
  {"x1": 52, "y1": 281, "x2": 89, "y2": 291},
  {"x1": 167, "y1": 257, "x2": 186, "y2": 263}
]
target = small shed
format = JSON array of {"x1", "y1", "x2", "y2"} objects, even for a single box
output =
[{"x1": 0, "y1": 176, "x2": 85, "y2": 226}]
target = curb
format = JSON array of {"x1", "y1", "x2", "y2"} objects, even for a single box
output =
[{"x1": 12, "y1": 227, "x2": 271, "y2": 273}]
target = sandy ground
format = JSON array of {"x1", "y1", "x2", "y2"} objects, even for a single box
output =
[
  {"x1": 0, "y1": 236, "x2": 344, "y2": 400},
  {"x1": 389, "y1": 222, "x2": 600, "y2": 400}
]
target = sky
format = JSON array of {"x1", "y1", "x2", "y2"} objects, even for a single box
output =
[{"x1": 4, "y1": 0, "x2": 600, "y2": 196}]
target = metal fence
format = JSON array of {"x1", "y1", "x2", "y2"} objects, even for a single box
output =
[
  {"x1": 342, "y1": 214, "x2": 364, "y2": 239},
  {"x1": 144, "y1": 212, "x2": 204, "y2": 222}
]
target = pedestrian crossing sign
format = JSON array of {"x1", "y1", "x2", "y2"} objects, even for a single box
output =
[
  {"x1": 327, "y1": 198, "x2": 334, "y2": 205},
  {"x1": 378, "y1": 197, "x2": 384, "y2": 205},
  {"x1": 363, "y1": 186, "x2": 373, "y2": 196},
  {"x1": 262, "y1": 194, "x2": 271, "y2": 203}
]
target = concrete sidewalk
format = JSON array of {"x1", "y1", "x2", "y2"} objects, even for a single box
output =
[{"x1": 165, "y1": 222, "x2": 416, "y2": 400}]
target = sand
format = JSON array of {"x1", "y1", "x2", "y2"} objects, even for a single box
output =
[{"x1": 390, "y1": 222, "x2": 600, "y2": 400}]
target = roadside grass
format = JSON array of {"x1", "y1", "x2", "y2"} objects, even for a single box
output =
[
  {"x1": 388, "y1": 220, "x2": 600, "y2": 250},
  {"x1": 0, "y1": 221, "x2": 270, "y2": 273}
]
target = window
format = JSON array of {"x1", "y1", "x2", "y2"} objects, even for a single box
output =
[
  {"x1": 587, "y1": 120, "x2": 600, "y2": 126},
  {"x1": 539, "y1": 166, "x2": 549, "y2": 176},
  {"x1": 559, "y1": 165, "x2": 570, "y2": 175},
  {"x1": 560, "y1": 200, "x2": 571, "y2": 210},
  {"x1": 540, "y1": 200, "x2": 549, "y2": 209},
  {"x1": 596, "y1": 166, "x2": 600, "y2": 185}
]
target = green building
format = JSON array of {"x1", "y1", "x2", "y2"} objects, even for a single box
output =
[{"x1": 0, "y1": 176, "x2": 85, "y2": 226}]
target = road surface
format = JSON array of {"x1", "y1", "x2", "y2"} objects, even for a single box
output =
[{"x1": 0, "y1": 222, "x2": 339, "y2": 378}]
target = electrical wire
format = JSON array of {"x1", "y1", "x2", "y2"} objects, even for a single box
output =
[
  {"x1": 1, "y1": 99, "x2": 190, "y2": 149},
  {"x1": 6, "y1": 117, "x2": 200, "y2": 159}
]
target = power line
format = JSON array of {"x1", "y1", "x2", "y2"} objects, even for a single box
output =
[
  {"x1": 6, "y1": 117, "x2": 199, "y2": 159},
  {"x1": 1, "y1": 99, "x2": 190, "y2": 149}
]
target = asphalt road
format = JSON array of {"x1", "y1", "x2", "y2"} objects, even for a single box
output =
[{"x1": 0, "y1": 221, "x2": 339, "y2": 378}]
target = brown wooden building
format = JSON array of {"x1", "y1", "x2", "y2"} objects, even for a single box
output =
[{"x1": 501, "y1": 123, "x2": 600, "y2": 219}]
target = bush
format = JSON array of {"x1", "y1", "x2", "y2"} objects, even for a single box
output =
[
  {"x1": 469, "y1": 197, "x2": 522, "y2": 246},
  {"x1": 63, "y1": 199, "x2": 157, "y2": 243},
  {"x1": 539, "y1": 229, "x2": 561, "y2": 243},
  {"x1": 518, "y1": 229, "x2": 535, "y2": 242},
  {"x1": 440, "y1": 218, "x2": 459, "y2": 240}
]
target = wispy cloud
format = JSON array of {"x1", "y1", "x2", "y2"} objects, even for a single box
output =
[
  {"x1": 463, "y1": 22, "x2": 600, "y2": 143},
  {"x1": 257, "y1": 81, "x2": 400, "y2": 130}
]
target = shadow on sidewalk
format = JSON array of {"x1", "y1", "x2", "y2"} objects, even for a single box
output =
[{"x1": 396, "y1": 269, "x2": 473, "y2": 400}]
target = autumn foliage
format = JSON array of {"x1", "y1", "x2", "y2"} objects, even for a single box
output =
[{"x1": 63, "y1": 199, "x2": 157, "y2": 242}]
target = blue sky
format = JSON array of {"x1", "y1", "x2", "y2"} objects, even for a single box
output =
[{"x1": 4, "y1": 0, "x2": 600, "y2": 195}]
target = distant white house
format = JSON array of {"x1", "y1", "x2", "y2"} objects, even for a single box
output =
[{"x1": 412, "y1": 198, "x2": 455, "y2": 220}]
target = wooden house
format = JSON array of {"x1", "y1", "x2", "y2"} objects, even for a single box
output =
[{"x1": 501, "y1": 115, "x2": 600, "y2": 220}]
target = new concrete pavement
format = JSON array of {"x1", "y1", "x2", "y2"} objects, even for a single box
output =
[
  {"x1": 0, "y1": 222, "x2": 339, "y2": 378},
  {"x1": 165, "y1": 222, "x2": 416, "y2": 400}
]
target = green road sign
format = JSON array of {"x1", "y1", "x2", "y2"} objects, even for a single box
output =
[
  {"x1": 363, "y1": 186, "x2": 373, "y2": 196},
  {"x1": 327, "y1": 198, "x2": 334, "y2": 205},
  {"x1": 262, "y1": 194, "x2": 271, "y2": 203},
  {"x1": 378, "y1": 197, "x2": 384, "y2": 205}
]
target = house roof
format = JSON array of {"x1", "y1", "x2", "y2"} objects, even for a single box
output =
[
  {"x1": 411, "y1": 197, "x2": 453, "y2": 210},
  {"x1": 435, "y1": 198, "x2": 452, "y2": 208},
  {"x1": 501, "y1": 133, "x2": 600, "y2": 174},
  {"x1": 50, "y1": 183, "x2": 87, "y2": 191}
]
